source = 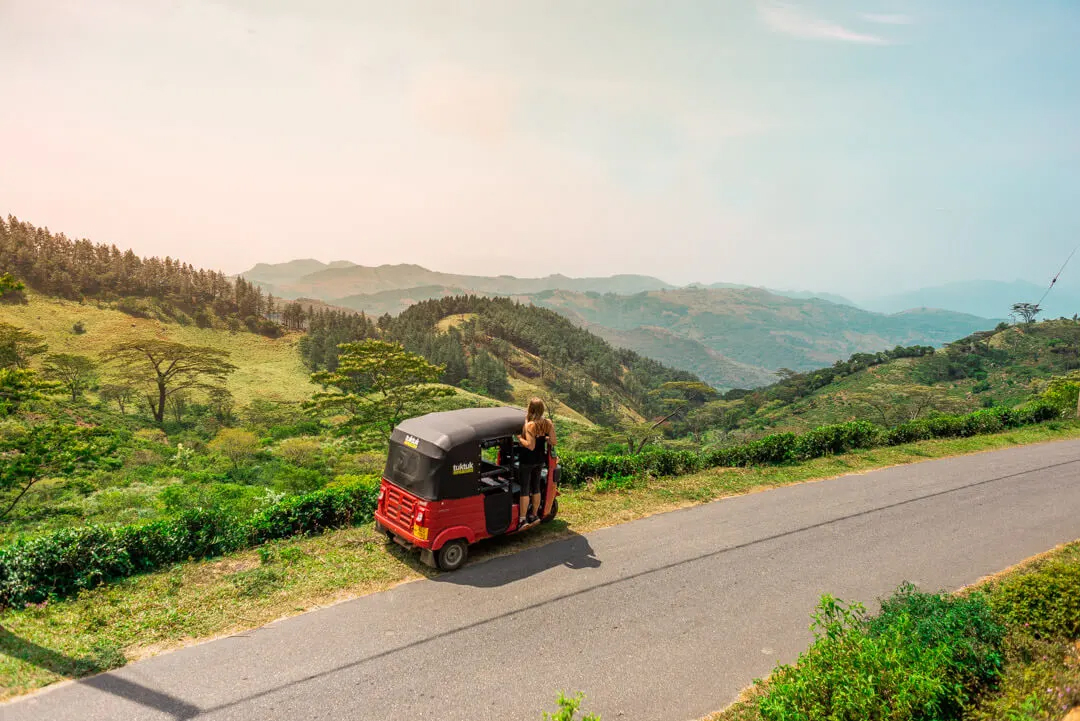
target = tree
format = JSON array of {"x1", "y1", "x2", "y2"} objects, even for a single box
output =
[
  {"x1": 1040, "y1": 374, "x2": 1080, "y2": 418},
  {"x1": 208, "y1": 428, "x2": 259, "y2": 471},
  {"x1": 99, "y1": 382, "x2": 137, "y2": 414},
  {"x1": 0, "y1": 368, "x2": 61, "y2": 416},
  {"x1": 306, "y1": 339, "x2": 453, "y2": 438},
  {"x1": 100, "y1": 339, "x2": 237, "y2": 424},
  {"x1": 0, "y1": 272, "x2": 25, "y2": 302},
  {"x1": 648, "y1": 381, "x2": 719, "y2": 414},
  {"x1": 42, "y1": 353, "x2": 98, "y2": 402},
  {"x1": 0, "y1": 423, "x2": 120, "y2": 520},
  {"x1": 208, "y1": 386, "x2": 236, "y2": 424},
  {"x1": 1011, "y1": 302, "x2": 1041, "y2": 324},
  {"x1": 845, "y1": 383, "x2": 965, "y2": 427},
  {"x1": 468, "y1": 349, "x2": 511, "y2": 399},
  {"x1": 0, "y1": 323, "x2": 47, "y2": 369}
]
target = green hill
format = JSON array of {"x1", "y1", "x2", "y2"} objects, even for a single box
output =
[
  {"x1": 385, "y1": 296, "x2": 703, "y2": 425},
  {"x1": 529, "y1": 287, "x2": 997, "y2": 384},
  {"x1": 702, "y1": 319, "x2": 1080, "y2": 437},
  {"x1": 0, "y1": 292, "x2": 314, "y2": 405}
]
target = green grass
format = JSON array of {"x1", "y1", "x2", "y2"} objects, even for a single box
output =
[
  {"x1": 3, "y1": 421, "x2": 1079, "y2": 699},
  {"x1": 0, "y1": 292, "x2": 315, "y2": 405}
]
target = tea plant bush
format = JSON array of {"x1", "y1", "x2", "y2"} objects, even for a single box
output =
[
  {"x1": 987, "y1": 558, "x2": 1080, "y2": 641},
  {"x1": 755, "y1": 586, "x2": 1006, "y2": 721},
  {"x1": 559, "y1": 402, "x2": 1060, "y2": 486},
  {"x1": 0, "y1": 475, "x2": 379, "y2": 607}
]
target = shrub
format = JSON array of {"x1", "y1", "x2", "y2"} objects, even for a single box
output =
[
  {"x1": 740, "y1": 433, "x2": 797, "y2": 466},
  {"x1": 208, "y1": 428, "x2": 260, "y2": 470},
  {"x1": 266, "y1": 420, "x2": 323, "y2": 441},
  {"x1": 134, "y1": 428, "x2": 169, "y2": 445},
  {"x1": 867, "y1": 583, "x2": 1006, "y2": 704},
  {"x1": 757, "y1": 594, "x2": 959, "y2": 721},
  {"x1": 272, "y1": 467, "x2": 326, "y2": 495},
  {"x1": 757, "y1": 586, "x2": 1005, "y2": 721},
  {"x1": 276, "y1": 437, "x2": 322, "y2": 467},
  {"x1": 1015, "y1": 399, "x2": 1060, "y2": 425},
  {"x1": 792, "y1": 421, "x2": 881, "y2": 460},
  {"x1": 884, "y1": 420, "x2": 933, "y2": 446},
  {"x1": 0, "y1": 477, "x2": 379, "y2": 608},
  {"x1": 245, "y1": 478, "x2": 378, "y2": 545},
  {"x1": 926, "y1": 414, "x2": 968, "y2": 438},
  {"x1": 961, "y1": 409, "x2": 1006, "y2": 436},
  {"x1": 561, "y1": 401, "x2": 1060, "y2": 487},
  {"x1": 988, "y1": 559, "x2": 1080, "y2": 641}
]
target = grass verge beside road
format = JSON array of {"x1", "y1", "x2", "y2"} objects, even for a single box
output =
[{"x1": 3, "y1": 421, "x2": 1080, "y2": 700}]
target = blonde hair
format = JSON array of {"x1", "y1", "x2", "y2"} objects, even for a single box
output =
[{"x1": 526, "y1": 397, "x2": 546, "y2": 425}]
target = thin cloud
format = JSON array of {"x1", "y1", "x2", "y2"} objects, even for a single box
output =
[
  {"x1": 759, "y1": 2, "x2": 891, "y2": 45},
  {"x1": 859, "y1": 12, "x2": 914, "y2": 25}
]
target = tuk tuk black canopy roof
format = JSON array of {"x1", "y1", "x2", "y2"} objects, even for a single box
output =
[{"x1": 393, "y1": 407, "x2": 525, "y2": 456}]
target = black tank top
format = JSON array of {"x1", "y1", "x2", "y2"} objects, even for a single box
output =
[{"x1": 520, "y1": 422, "x2": 549, "y2": 465}]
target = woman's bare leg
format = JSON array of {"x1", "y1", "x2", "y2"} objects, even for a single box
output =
[
  {"x1": 519, "y1": 496, "x2": 529, "y2": 525},
  {"x1": 530, "y1": 492, "x2": 541, "y2": 518}
]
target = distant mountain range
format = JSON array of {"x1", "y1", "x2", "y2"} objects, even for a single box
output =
[
  {"x1": 239, "y1": 260, "x2": 1003, "y2": 388},
  {"x1": 857, "y1": 279, "x2": 1080, "y2": 320},
  {"x1": 241, "y1": 260, "x2": 674, "y2": 299},
  {"x1": 528, "y1": 288, "x2": 994, "y2": 387}
]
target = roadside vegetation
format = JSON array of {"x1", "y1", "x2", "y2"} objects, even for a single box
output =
[
  {"x1": 708, "y1": 541, "x2": 1080, "y2": 721},
  {"x1": 4, "y1": 215, "x2": 1080, "y2": 703},
  {"x1": 3, "y1": 421, "x2": 1079, "y2": 699}
]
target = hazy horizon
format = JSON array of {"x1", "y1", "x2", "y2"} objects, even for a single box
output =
[{"x1": 3, "y1": 1, "x2": 1079, "y2": 297}]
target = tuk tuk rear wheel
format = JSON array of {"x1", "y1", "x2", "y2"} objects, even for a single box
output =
[
  {"x1": 435, "y1": 539, "x2": 468, "y2": 571},
  {"x1": 541, "y1": 498, "x2": 559, "y2": 523}
]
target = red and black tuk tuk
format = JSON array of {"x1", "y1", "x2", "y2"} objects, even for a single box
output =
[{"x1": 373, "y1": 407, "x2": 560, "y2": 571}]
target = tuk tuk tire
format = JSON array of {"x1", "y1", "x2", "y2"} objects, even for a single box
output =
[
  {"x1": 541, "y1": 498, "x2": 559, "y2": 523},
  {"x1": 435, "y1": 539, "x2": 468, "y2": 571}
]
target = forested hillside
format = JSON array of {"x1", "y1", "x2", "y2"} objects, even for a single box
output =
[
  {"x1": 296, "y1": 295, "x2": 701, "y2": 425},
  {"x1": 1, "y1": 217, "x2": 279, "y2": 336}
]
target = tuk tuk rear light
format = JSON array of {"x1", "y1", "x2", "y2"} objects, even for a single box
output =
[{"x1": 412, "y1": 509, "x2": 429, "y2": 541}]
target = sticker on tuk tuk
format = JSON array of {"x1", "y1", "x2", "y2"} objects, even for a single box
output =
[
  {"x1": 452, "y1": 462, "x2": 474, "y2": 475},
  {"x1": 403, "y1": 434, "x2": 420, "y2": 449}
]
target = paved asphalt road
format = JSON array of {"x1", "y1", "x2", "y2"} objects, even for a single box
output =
[{"x1": 6, "y1": 439, "x2": 1080, "y2": 721}]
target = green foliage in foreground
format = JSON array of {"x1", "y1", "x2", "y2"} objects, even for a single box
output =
[
  {"x1": 0, "y1": 476, "x2": 379, "y2": 608},
  {"x1": 714, "y1": 543, "x2": 1080, "y2": 721},
  {"x1": 559, "y1": 402, "x2": 1061, "y2": 486},
  {"x1": 756, "y1": 587, "x2": 1006, "y2": 721},
  {"x1": 543, "y1": 692, "x2": 601, "y2": 721},
  {"x1": 988, "y1": 558, "x2": 1080, "y2": 642}
]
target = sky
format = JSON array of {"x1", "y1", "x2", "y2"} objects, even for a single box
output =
[{"x1": 2, "y1": 0, "x2": 1079, "y2": 298}]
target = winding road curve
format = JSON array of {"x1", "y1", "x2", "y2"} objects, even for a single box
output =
[{"x1": 5, "y1": 438, "x2": 1080, "y2": 721}]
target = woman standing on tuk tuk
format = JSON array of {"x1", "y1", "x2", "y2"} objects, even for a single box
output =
[{"x1": 517, "y1": 397, "x2": 555, "y2": 528}]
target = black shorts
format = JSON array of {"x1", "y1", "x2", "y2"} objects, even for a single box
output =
[{"x1": 519, "y1": 464, "x2": 542, "y2": 497}]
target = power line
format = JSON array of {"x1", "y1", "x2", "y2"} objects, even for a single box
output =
[{"x1": 1035, "y1": 245, "x2": 1079, "y2": 309}]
